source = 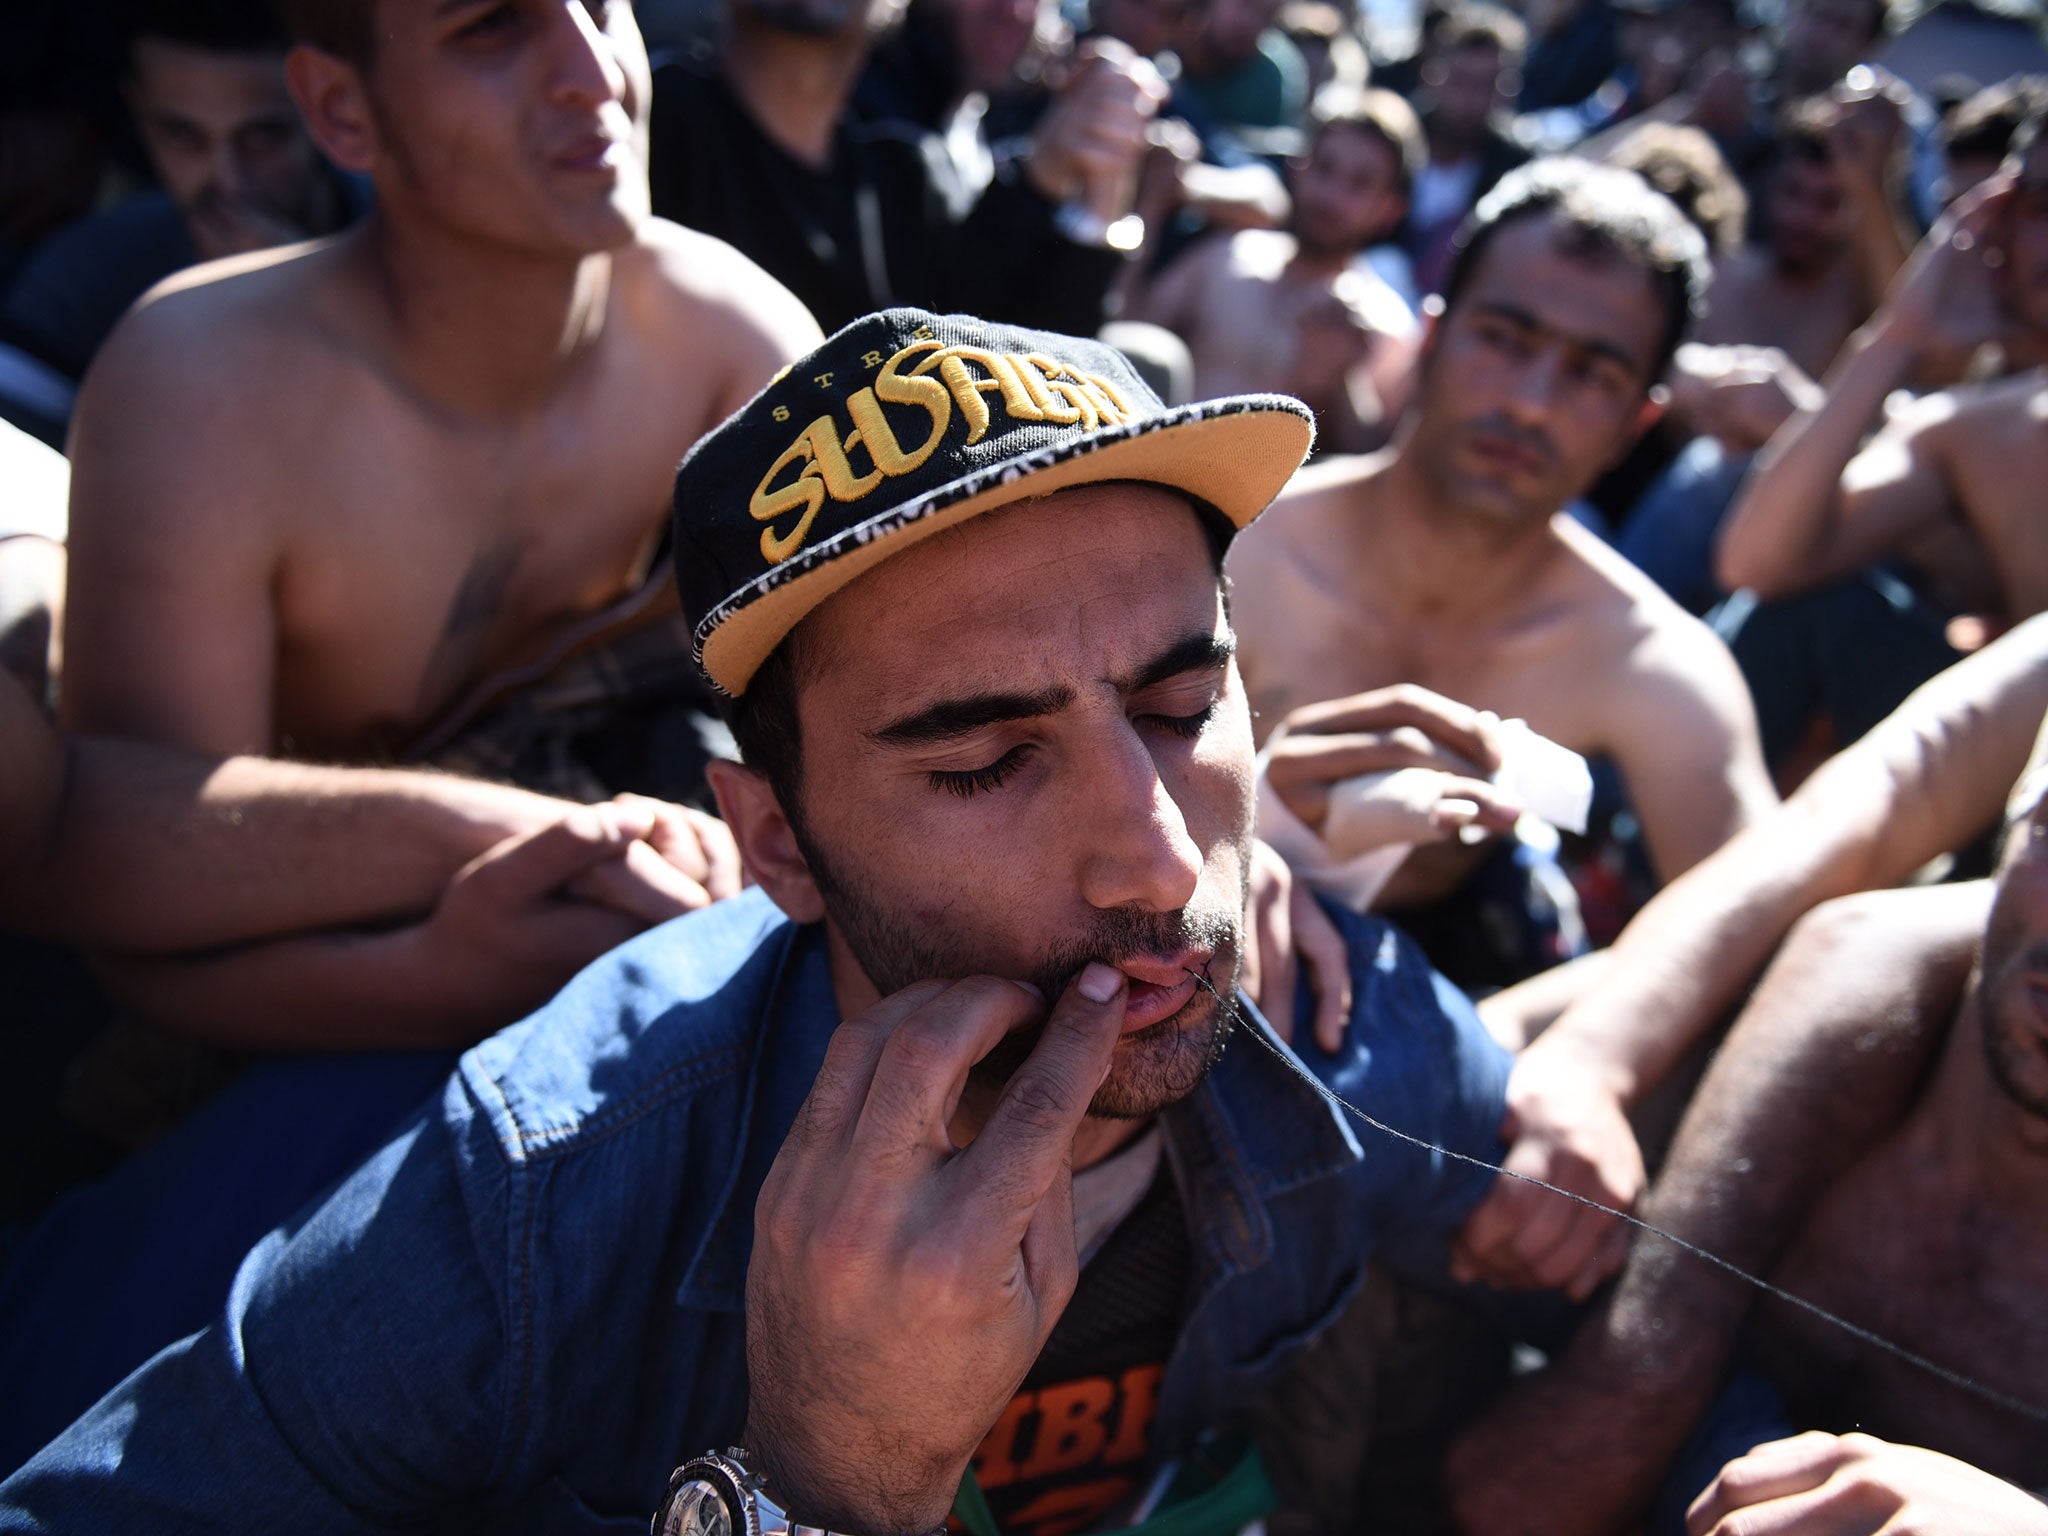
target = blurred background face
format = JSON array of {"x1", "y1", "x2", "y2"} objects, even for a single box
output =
[
  {"x1": 932, "y1": 0, "x2": 1050, "y2": 94},
  {"x1": 1201, "y1": 0, "x2": 1280, "y2": 67},
  {"x1": 1764, "y1": 150, "x2": 1847, "y2": 273},
  {"x1": 1092, "y1": 0, "x2": 1196, "y2": 56},
  {"x1": 127, "y1": 34, "x2": 325, "y2": 256},
  {"x1": 1427, "y1": 42, "x2": 1505, "y2": 144},
  {"x1": 738, "y1": 0, "x2": 905, "y2": 38},
  {"x1": 1291, "y1": 122, "x2": 1404, "y2": 254},
  {"x1": 1780, "y1": 0, "x2": 1879, "y2": 96}
]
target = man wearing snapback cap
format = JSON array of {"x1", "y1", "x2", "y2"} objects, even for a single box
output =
[{"x1": 2, "y1": 312, "x2": 1511, "y2": 1535}]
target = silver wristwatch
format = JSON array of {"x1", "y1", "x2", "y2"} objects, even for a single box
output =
[{"x1": 651, "y1": 1448, "x2": 847, "y2": 1536}]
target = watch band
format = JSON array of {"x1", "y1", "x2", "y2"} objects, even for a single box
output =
[{"x1": 655, "y1": 1448, "x2": 941, "y2": 1536}]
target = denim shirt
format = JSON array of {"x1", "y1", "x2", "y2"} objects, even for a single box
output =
[{"x1": 1, "y1": 890, "x2": 1508, "y2": 1534}]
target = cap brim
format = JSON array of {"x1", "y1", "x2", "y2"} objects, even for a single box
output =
[{"x1": 698, "y1": 393, "x2": 1314, "y2": 695}]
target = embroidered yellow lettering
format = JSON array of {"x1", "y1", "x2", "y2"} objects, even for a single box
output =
[
  {"x1": 750, "y1": 429, "x2": 829, "y2": 562},
  {"x1": 860, "y1": 350, "x2": 885, "y2": 368},
  {"x1": 748, "y1": 342, "x2": 1139, "y2": 563}
]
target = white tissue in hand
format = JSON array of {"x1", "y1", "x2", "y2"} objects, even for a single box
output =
[{"x1": 1491, "y1": 718, "x2": 1592, "y2": 835}]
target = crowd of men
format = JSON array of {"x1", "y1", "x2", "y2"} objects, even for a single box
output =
[{"x1": 2, "y1": 0, "x2": 2048, "y2": 1529}]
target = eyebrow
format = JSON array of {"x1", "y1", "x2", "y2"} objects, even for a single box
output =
[
  {"x1": 1473, "y1": 300, "x2": 1646, "y2": 377},
  {"x1": 869, "y1": 629, "x2": 1236, "y2": 748}
]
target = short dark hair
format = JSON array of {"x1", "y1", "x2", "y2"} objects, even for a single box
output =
[
  {"x1": 1436, "y1": 2, "x2": 1526, "y2": 60},
  {"x1": 1441, "y1": 155, "x2": 1712, "y2": 385},
  {"x1": 1310, "y1": 85, "x2": 1426, "y2": 196},
  {"x1": 725, "y1": 487, "x2": 1234, "y2": 822},
  {"x1": 1604, "y1": 121, "x2": 1749, "y2": 254},
  {"x1": 269, "y1": 0, "x2": 377, "y2": 66},
  {"x1": 121, "y1": 0, "x2": 291, "y2": 54},
  {"x1": 1439, "y1": 156, "x2": 1710, "y2": 385}
]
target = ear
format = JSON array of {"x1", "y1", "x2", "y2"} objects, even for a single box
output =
[
  {"x1": 285, "y1": 45, "x2": 379, "y2": 176},
  {"x1": 706, "y1": 758, "x2": 828, "y2": 924},
  {"x1": 1605, "y1": 388, "x2": 1666, "y2": 469}
]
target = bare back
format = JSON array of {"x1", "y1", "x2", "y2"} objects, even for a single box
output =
[
  {"x1": 62, "y1": 220, "x2": 818, "y2": 760},
  {"x1": 1228, "y1": 455, "x2": 1776, "y2": 881}
]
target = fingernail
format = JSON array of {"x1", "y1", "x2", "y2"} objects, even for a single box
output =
[
  {"x1": 1012, "y1": 979, "x2": 1045, "y2": 1002},
  {"x1": 1078, "y1": 962, "x2": 1124, "y2": 1003}
]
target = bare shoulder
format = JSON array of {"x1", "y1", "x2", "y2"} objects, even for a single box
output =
[
  {"x1": 1928, "y1": 365, "x2": 2048, "y2": 442},
  {"x1": 72, "y1": 241, "x2": 358, "y2": 527},
  {"x1": 1550, "y1": 516, "x2": 1749, "y2": 708},
  {"x1": 1228, "y1": 453, "x2": 1384, "y2": 587},
  {"x1": 627, "y1": 219, "x2": 821, "y2": 384},
  {"x1": 90, "y1": 241, "x2": 348, "y2": 412}
]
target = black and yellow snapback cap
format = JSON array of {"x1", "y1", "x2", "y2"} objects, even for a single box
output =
[{"x1": 672, "y1": 307, "x2": 1316, "y2": 697}]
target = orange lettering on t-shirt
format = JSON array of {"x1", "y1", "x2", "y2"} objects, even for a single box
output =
[
  {"x1": 972, "y1": 1393, "x2": 1037, "y2": 1491},
  {"x1": 1000, "y1": 1475, "x2": 1139, "y2": 1536},
  {"x1": 1103, "y1": 1363, "x2": 1163, "y2": 1466},
  {"x1": 1014, "y1": 1377, "x2": 1117, "y2": 1481}
]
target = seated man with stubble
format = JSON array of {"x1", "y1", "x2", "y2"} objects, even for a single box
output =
[
  {"x1": 58, "y1": 0, "x2": 820, "y2": 1035},
  {"x1": 1, "y1": 311, "x2": 1516, "y2": 1535},
  {"x1": 1227, "y1": 160, "x2": 1777, "y2": 1299}
]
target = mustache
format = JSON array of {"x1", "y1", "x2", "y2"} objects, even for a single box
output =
[
  {"x1": 1022, "y1": 902, "x2": 1239, "y2": 1003},
  {"x1": 1464, "y1": 412, "x2": 1559, "y2": 469}
]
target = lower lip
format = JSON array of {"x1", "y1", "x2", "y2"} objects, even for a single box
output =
[
  {"x1": 556, "y1": 141, "x2": 623, "y2": 175},
  {"x1": 1121, "y1": 971, "x2": 1201, "y2": 1032},
  {"x1": 1468, "y1": 437, "x2": 1543, "y2": 473}
]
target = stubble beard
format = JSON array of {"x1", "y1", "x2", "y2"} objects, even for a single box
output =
[{"x1": 800, "y1": 825, "x2": 1250, "y2": 1120}]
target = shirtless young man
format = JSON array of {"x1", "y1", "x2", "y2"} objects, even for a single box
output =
[
  {"x1": 1716, "y1": 127, "x2": 2048, "y2": 624},
  {"x1": 1693, "y1": 94, "x2": 1911, "y2": 380},
  {"x1": 1229, "y1": 159, "x2": 1775, "y2": 897},
  {"x1": 1448, "y1": 827, "x2": 2048, "y2": 1533},
  {"x1": 1129, "y1": 88, "x2": 1422, "y2": 452},
  {"x1": 58, "y1": 0, "x2": 820, "y2": 1026},
  {"x1": 64, "y1": 0, "x2": 819, "y2": 769}
]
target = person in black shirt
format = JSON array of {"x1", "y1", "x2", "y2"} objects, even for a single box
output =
[{"x1": 647, "y1": 0, "x2": 1165, "y2": 333}]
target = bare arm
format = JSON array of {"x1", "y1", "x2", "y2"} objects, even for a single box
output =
[
  {"x1": 1446, "y1": 880, "x2": 1990, "y2": 1536},
  {"x1": 59, "y1": 294, "x2": 283, "y2": 754},
  {"x1": 1604, "y1": 614, "x2": 1778, "y2": 885},
  {"x1": 1716, "y1": 179, "x2": 2013, "y2": 600},
  {"x1": 1451, "y1": 612, "x2": 2048, "y2": 1295}
]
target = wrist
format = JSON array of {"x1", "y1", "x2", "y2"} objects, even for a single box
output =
[
  {"x1": 740, "y1": 1420, "x2": 955, "y2": 1536},
  {"x1": 1520, "y1": 1026, "x2": 1640, "y2": 1107}
]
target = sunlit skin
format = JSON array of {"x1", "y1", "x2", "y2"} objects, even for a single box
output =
[
  {"x1": 1741, "y1": 809, "x2": 2048, "y2": 1481},
  {"x1": 1404, "y1": 216, "x2": 1665, "y2": 530},
  {"x1": 714, "y1": 485, "x2": 1258, "y2": 1169},
  {"x1": 350, "y1": 0, "x2": 652, "y2": 258}
]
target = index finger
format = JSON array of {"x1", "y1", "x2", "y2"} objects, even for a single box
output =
[
  {"x1": 1280, "y1": 687, "x2": 1500, "y2": 771},
  {"x1": 951, "y1": 963, "x2": 1127, "y2": 1238}
]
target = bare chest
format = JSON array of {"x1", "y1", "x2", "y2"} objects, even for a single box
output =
[
  {"x1": 1940, "y1": 410, "x2": 2048, "y2": 619},
  {"x1": 1754, "y1": 1142, "x2": 2048, "y2": 1479},
  {"x1": 1238, "y1": 563, "x2": 1602, "y2": 750},
  {"x1": 268, "y1": 383, "x2": 687, "y2": 757}
]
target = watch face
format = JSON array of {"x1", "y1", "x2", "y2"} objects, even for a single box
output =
[{"x1": 658, "y1": 1477, "x2": 735, "y2": 1536}]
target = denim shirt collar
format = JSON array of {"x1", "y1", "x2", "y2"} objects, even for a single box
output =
[{"x1": 674, "y1": 923, "x2": 1372, "y2": 1332}]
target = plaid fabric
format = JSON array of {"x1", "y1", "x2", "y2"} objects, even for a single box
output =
[{"x1": 403, "y1": 577, "x2": 730, "y2": 810}]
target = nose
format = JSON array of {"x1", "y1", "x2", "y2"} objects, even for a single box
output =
[
  {"x1": 211, "y1": 139, "x2": 248, "y2": 200},
  {"x1": 1501, "y1": 347, "x2": 1562, "y2": 429},
  {"x1": 1073, "y1": 719, "x2": 1206, "y2": 916},
  {"x1": 549, "y1": 0, "x2": 627, "y2": 106}
]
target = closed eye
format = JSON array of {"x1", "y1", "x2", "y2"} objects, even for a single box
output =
[
  {"x1": 928, "y1": 745, "x2": 1032, "y2": 798},
  {"x1": 1142, "y1": 697, "x2": 1221, "y2": 739}
]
